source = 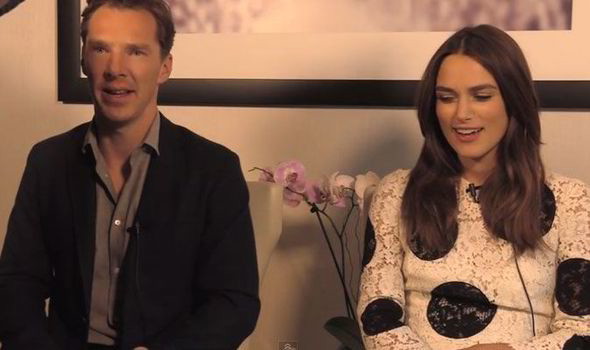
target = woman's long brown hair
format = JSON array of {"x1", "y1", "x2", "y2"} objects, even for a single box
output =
[{"x1": 402, "y1": 25, "x2": 545, "y2": 253}]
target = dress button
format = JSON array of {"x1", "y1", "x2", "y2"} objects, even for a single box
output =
[
  {"x1": 81, "y1": 316, "x2": 88, "y2": 324},
  {"x1": 114, "y1": 219, "x2": 121, "y2": 226}
]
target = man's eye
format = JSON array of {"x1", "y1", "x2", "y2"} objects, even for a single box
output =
[
  {"x1": 93, "y1": 47, "x2": 106, "y2": 53},
  {"x1": 131, "y1": 49, "x2": 145, "y2": 56}
]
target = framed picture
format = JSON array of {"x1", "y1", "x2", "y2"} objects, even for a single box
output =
[
  {"x1": 0, "y1": 0, "x2": 24, "y2": 16},
  {"x1": 58, "y1": 0, "x2": 590, "y2": 109}
]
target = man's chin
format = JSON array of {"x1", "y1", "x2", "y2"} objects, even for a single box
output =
[{"x1": 94, "y1": 107, "x2": 135, "y2": 128}]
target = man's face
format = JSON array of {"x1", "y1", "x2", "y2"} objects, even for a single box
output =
[{"x1": 82, "y1": 5, "x2": 172, "y2": 127}]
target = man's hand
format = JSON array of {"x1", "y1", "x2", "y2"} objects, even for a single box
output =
[{"x1": 461, "y1": 344, "x2": 513, "y2": 350}]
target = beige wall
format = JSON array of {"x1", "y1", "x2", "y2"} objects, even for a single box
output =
[{"x1": 1, "y1": 1, "x2": 590, "y2": 349}]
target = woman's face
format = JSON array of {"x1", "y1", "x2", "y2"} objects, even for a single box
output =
[{"x1": 435, "y1": 54, "x2": 509, "y2": 173}]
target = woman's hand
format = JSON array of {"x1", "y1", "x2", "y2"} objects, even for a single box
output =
[{"x1": 461, "y1": 344, "x2": 514, "y2": 350}]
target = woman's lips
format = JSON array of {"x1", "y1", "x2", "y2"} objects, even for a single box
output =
[{"x1": 453, "y1": 127, "x2": 483, "y2": 142}]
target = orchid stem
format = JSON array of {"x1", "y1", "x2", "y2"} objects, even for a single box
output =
[
  {"x1": 317, "y1": 209, "x2": 354, "y2": 317},
  {"x1": 312, "y1": 204, "x2": 357, "y2": 321},
  {"x1": 340, "y1": 201, "x2": 357, "y2": 304}
]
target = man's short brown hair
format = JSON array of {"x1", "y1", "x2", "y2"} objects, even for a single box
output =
[{"x1": 80, "y1": 0, "x2": 175, "y2": 58}]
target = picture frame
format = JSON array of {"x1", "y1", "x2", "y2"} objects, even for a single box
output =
[
  {"x1": 58, "y1": 0, "x2": 590, "y2": 109},
  {"x1": 0, "y1": 0, "x2": 24, "y2": 16}
]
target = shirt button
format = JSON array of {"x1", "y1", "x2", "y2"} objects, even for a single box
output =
[
  {"x1": 114, "y1": 219, "x2": 121, "y2": 226},
  {"x1": 113, "y1": 267, "x2": 120, "y2": 274}
]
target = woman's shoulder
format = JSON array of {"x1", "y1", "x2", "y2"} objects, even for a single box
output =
[
  {"x1": 546, "y1": 172, "x2": 590, "y2": 203},
  {"x1": 547, "y1": 172, "x2": 589, "y2": 190},
  {"x1": 380, "y1": 168, "x2": 411, "y2": 186},
  {"x1": 376, "y1": 169, "x2": 411, "y2": 194},
  {"x1": 370, "y1": 169, "x2": 411, "y2": 221}
]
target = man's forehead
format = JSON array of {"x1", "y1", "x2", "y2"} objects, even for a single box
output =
[{"x1": 86, "y1": 5, "x2": 159, "y2": 44}]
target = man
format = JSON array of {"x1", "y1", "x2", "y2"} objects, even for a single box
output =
[{"x1": 0, "y1": 0, "x2": 259, "y2": 349}]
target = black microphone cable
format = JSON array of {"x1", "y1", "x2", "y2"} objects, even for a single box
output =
[
  {"x1": 513, "y1": 249, "x2": 536, "y2": 337},
  {"x1": 128, "y1": 218, "x2": 147, "y2": 343},
  {"x1": 467, "y1": 184, "x2": 536, "y2": 336}
]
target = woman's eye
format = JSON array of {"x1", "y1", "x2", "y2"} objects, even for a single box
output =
[
  {"x1": 474, "y1": 95, "x2": 492, "y2": 101},
  {"x1": 436, "y1": 95, "x2": 455, "y2": 103}
]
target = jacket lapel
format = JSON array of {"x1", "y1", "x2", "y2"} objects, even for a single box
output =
[
  {"x1": 67, "y1": 127, "x2": 97, "y2": 311},
  {"x1": 65, "y1": 117, "x2": 184, "y2": 311},
  {"x1": 136, "y1": 115, "x2": 185, "y2": 231}
]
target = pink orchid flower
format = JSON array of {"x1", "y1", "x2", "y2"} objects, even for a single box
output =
[
  {"x1": 354, "y1": 171, "x2": 380, "y2": 211},
  {"x1": 258, "y1": 167, "x2": 275, "y2": 183},
  {"x1": 273, "y1": 160, "x2": 306, "y2": 193},
  {"x1": 305, "y1": 179, "x2": 329, "y2": 205},
  {"x1": 283, "y1": 188, "x2": 304, "y2": 207},
  {"x1": 328, "y1": 172, "x2": 355, "y2": 208}
]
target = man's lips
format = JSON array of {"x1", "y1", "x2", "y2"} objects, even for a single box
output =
[
  {"x1": 100, "y1": 87, "x2": 135, "y2": 103},
  {"x1": 102, "y1": 87, "x2": 134, "y2": 95}
]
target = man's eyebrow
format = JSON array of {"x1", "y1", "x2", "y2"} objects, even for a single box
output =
[
  {"x1": 86, "y1": 38, "x2": 108, "y2": 46},
  {"x1": 85, "y1": 40, "x2": 152, "y2": 52},
  {"x1": 127, "y1": 43, "x2": 152, "y2": 51}
]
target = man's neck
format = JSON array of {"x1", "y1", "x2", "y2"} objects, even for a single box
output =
[{"x1": 94, "y1": 111, "x2": 157, "y2": 166}]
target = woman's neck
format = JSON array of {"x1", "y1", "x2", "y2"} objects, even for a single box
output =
[{"x1": 461, "y1": 160, "x2": 495, "y2": 186}]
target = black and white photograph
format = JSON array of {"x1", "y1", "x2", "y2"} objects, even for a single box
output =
[
  {"x1": 0, "y1": 0, "x2": 24, "y2": 16},
  {"x1": 65, "y1": 0, "x2": 588, "y2": 107},
  {"x1": 168, "y1": 0, "x2": 572, "y2": 33}
]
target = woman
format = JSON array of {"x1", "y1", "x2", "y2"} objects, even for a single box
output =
[{"x1": 357, "y1": 25, "x2": 590, "y2": 350}]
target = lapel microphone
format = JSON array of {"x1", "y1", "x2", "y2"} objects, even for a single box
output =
[
  {"x1": 126, "y1": 222, "x2": 140, "y2": 235},
  {"x1": 467, "y1": 183, "x2": 481, "y2": 203},
  {"x1": 126, "y1": 215, "x2": 141, "y2": 236}
]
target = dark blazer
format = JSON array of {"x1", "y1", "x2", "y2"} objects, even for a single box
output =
[{"x1": 0, "y1": 116, "x2": 260, "y2": 350}]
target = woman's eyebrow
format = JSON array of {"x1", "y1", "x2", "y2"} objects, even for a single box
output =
[
  {"x1": 469, "y1": 84, "x2": 498, "y2": 92},
  {"x1": 435, "y1": 86, "x2": 455, "y2": 93}
]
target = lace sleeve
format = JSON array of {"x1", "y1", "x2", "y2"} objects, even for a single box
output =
[
  {"x1": 510, "y1": 177, "x2": 590, "y2": 350},
  {"x1": 357, "y1": 170, "x2": 431, "y2": 350}
]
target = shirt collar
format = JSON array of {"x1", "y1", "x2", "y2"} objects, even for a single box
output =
[
  {"x1": 82, "y1": 113, "x2": 161, "y2": 156},
  {"x1": 143, "y1": 114, "x2": 160, "y2": 156}
]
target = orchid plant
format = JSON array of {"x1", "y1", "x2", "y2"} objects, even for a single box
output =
[{"x1": 252, "y1": 160, "x2": 379, "y2": 350}]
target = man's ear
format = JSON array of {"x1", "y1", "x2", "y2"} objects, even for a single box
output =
[
  {"x1": 81, "y1": 45, "x2": 88, "y2": 76},
  {"x1": 81, "y1": 57, "x2": 87, "y2": 76},
  {"x1": 157, "y1": 54, "x2": 173, "y2": 84}
]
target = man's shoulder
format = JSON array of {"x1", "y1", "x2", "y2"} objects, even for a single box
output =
[
  {"x1": 161, "y1": 117, "x2": 238, "y2": 165},
  {"x1": 28, "y1": 122, "x2": 89, "y2": 161}
]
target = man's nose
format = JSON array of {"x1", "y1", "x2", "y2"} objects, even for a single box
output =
[{"x1": 104, "y1": 53, "x2": 126, "y2": 80}]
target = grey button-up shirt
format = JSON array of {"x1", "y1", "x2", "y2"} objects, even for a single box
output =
[{"x1": 83, "y1": 116, "x2": 160, "y2": 345}]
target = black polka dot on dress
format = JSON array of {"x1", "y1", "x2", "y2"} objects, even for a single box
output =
[
  {"x1": 427, "y1": 281, "x2": 497, "y2": 338},
  {"x1": 361, "y1": 298, "x2": 404, "y2": 336},
  {"x1": 556, "y1": 258, "x2": 590, "y2": 316}
]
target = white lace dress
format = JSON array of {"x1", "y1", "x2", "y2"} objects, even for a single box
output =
[{"x1": 357, "y1": 169, "x2": 590, "y2": 350}]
